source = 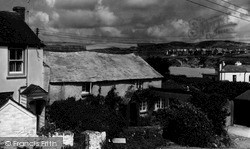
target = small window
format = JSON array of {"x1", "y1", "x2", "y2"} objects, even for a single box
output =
[
  {"x1": 139, "y1": 101, "x2": 147, "y2": 112},
  {"x1": 82, "y1": 83, "x2": 91, "y2": 93},
  {"x1": 249, "y1": 76, "x2": 250, "y2": 82},
  {"x1": 155, "y1": 99, "x2": 167, "y2": 110},
  {"x1": 8, "y1": 48, "x2": 25, "y2": 75},
  {"x1": 233, "y1": 75, "x2": 237, "y2": 82},
  {"x1": 136, "y1": 81, "x2": 143, "y2": 89}
]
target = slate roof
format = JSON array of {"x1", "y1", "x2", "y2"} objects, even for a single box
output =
[
  {"x1": 20, "y1": 84, "x2": 48, "y2": 96},
  {"x1": 235, "y1": 90, "x2": 250, "y2": 101},
  {"x1": 222, "y1": 65, "x2": 250, "y2": 72},
  {"x1": 0, "y1": 11, "x2": 43, "y2": 47},
  {"x1": 44, "y1": 51, "x2": 163, "y2": 83}
]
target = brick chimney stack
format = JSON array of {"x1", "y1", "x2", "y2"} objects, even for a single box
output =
[{"x1": 13, "y1": 6, "x2": 25, "y2": 21}]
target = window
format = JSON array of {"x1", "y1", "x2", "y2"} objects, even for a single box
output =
[
  {"x1": 233, "y1": 75, "x2": 237, "y2": 82},
  {"x1": 139, "y1": 101, "x2": 147, "y2": 112},
  {"x1": 155, "y1": 99, "x2": 168, "y2": 111},
  {"x1": 8, "y1": 48, "x2": 25, "y2": 75},
  {"x1": 136, "y1": 81, "x2": 143, "y2": 89},
  {"x1": 81, "y1": 83, "x2": 92, "y2": 97},
  {"x1": 82, "y1": 83, "x2": 91, "y2": 93}
]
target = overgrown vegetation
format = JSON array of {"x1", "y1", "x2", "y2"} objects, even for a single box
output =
[
  {"x1": 191, "y1": 92, "x2": 229, "y2": 135},
  {"x1": 158, "y1": 102, "x2": 216, "y2": 148},
  {"x1": 41, "y1": 88, "x2": 126, "y2": 139}
]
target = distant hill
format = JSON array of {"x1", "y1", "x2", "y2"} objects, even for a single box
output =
[{"x1": 138, "y1": 40, "x2": 250, "y2": 49}]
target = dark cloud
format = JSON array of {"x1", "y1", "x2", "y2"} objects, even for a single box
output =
[
  {"x1": 54, "y1": 0, "x2": 99, "y2": 10},
  {"x1": 1, "y1": 0, "x2": 250, "y2": 42}
]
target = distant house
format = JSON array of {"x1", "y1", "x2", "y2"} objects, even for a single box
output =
[
  {"x1": 43, "y1": 51, "x2": 163, "y2": 105},
  {"x1": 0, "y1": 7, "x2": 46, "y2": 136},
  {"x1": 219, "y1": 61, "x2": 250, "y2": 82}
]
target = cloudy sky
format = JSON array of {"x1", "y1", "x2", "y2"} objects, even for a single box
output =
[{"x1": 1, "y1": 0, "x2": 250, "y2": 43}]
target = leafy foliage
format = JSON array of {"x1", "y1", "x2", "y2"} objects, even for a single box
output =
[
  {"x1": 47, "y1": 89, "x2": 126, "y2": 138},
  {"x1": 117, "y1": 126, "x2": 166, "y2": 149},
  {"x1": 161, "y1": 102, "x2": 215, "y2": 148},
  {"x1": 191, "y1": 92, "x2": 229, "y2": 135},
  {"x1": 131, "y1": 88, "x2": 160, "y2": 114}
]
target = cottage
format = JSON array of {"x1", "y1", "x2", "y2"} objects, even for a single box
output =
[
  {"x1": 43, "y1": 51, "x2": 163, "y2": 104},
  {"x1": 219, "y1": 61, "x2": 250, "y2": 82},
  {"x1": 0, "y1": 7, "x2": 46, "y2": 136}
]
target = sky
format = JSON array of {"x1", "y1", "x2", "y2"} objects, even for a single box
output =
[{"x1": 1, "y1": 0, "x2": 250, "y2": 44}]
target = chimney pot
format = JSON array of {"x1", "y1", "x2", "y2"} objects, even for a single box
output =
[{"x1": 13, "y1": 6, "x2": 25, "y2": 21}]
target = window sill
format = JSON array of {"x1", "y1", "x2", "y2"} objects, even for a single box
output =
[{"x1": 6, "y1": 75, "x2": 27, "y2": 79}]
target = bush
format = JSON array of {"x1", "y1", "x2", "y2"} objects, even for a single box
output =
[
  {"x1": 137, "y1": 116, "x2": 152, "y2": 126},
  {"x1": 118, "y1": 126, "x2": 166, "y2": 149},
  {"x1": 191, "y1": 92, "x2": 229, "y2": 135},
  {"x1": 162, "y1": 102, "x2": 215, "y2": 148},
  {"x1": 48, "y1": 96, "x2": 126, "y2": 138}
]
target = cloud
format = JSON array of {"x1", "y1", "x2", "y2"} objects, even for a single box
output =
[
  {"x1": 95, "y1": 0, "x2": 117, "y2": 26},
  {"x1": 147, "y1": 19, "x2": 189, "y2": 39},
  {"x1": 45, "y1": 0, "x2": 56, "y2": 8},
  {"x1": 18, "y1": 0, "x2": 250, "y2": 42},
  {"x1": 54, "y1": 0, "x2": 99, "y2": 10},
  {"x1": 29, "y1": 11, "x2": 50, "y2": 27},
  {"x1": 125, "y1": 0, "x2": 159, "y2": 8},
  {"x1": 52, "y1": 0, "x2": 117, "y2": 28}
]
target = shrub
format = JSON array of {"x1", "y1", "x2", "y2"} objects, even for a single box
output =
[
  {"x1": 118, "y1": 126, "x2": 166, "y2": 149},
  {"x1": 137, "y1": 116, "x2": 152, "y2": 126},
  {"x1": 162, "y1": 102, "x2": 215, "y2": 148},
  {"x1": 191, "y1": 92, "x2": 229, "y2": 135},
  {"x1": 48, "y1": 97, "x2": 126, "y2": 138}
]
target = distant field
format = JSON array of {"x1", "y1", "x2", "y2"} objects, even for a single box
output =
[{"x1": 169, "y1": 66, "x2": 216, "y2": 78}]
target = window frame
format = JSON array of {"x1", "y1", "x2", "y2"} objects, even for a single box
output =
[
  {"x1": 155, "y1": 99, "x2": 168, "y2": 111},
  {"x1": 8, "y1": 47, "x2": 25, "y2": 76},
  {"x1": 82, "y1": 82, "x2": 92, "y2": 93},
  {"x1": 135, "y1": 80, "x2": 143, "y2": 89},
  {"x1": 139, "y1": 101, "x2": 147, "y2": 113}
]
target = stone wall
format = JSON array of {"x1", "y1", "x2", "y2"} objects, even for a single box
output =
[{"x1": 83, "y1": 131, "x2": 106, "y2": 149}]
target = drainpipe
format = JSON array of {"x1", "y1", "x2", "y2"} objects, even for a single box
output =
[{"x1": 26, "y1": 46, "x2": 29, "y2": 86}]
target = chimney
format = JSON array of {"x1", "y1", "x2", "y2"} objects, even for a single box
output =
[{"x1": 13, "y1": 6, "x2": 25, "y2": 21}]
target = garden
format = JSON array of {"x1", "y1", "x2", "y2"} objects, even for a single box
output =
[{"x1": 32, "y1": 84, "x2": 236, "y2": 149}]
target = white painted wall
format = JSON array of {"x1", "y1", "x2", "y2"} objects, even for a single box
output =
[
  {"x1": 220, "y1": 72, "x2": 250, "y2": 82},
  {"x1": 0, "y1": 46, "x2": 44, "y2": 102},
  {"x1": 0, "y1": 100, "x2": 37, "y2": 137},
  {"x1": 49, "y1": 79, "x2": 162, "y2": 103}
]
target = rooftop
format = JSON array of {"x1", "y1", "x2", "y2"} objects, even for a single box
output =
[
  {"x1": 44, "y1": 51, "x2": 163, "y2": 82},
  {"x1": 222, "y1": 65, "x2": 250, "y2": 72},
  {"x1": 0, "y1": 11, "x2": 42, "y2": 47},
  {"x1": 235, "y1": 90, "x2": 250, "y2": 101}
]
